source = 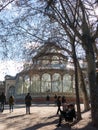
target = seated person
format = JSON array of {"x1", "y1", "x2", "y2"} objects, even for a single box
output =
[
  {"x1": 62, "y1": 102, "x2": 68, "y2": 112},
  {"x1": 57, "y1": 103, "x2": 76, "y2": 127}
]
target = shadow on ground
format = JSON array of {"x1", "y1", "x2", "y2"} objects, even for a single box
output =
[
  {"x1": 72, "y1": 122, "x2": 98, "y2": 130},
  {"x1": 23, "y1": 122, "x2": 98, "y2": 130},
  {"x1": 6, "y1": 114, "x2": 26, "y2": 119},
  {"x1": 22, "y1": 116, "x2": 79, "y2": 130},
  {"x1": 22, "y1": 119, "x2": 58, "y2": 130}
]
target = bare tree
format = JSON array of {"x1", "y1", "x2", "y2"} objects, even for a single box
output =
[{"x1": 41, "y1": 0, "x2": 98, "y2": 127}]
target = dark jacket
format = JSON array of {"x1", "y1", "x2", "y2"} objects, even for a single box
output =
[
  {"x1": 25, "y1": 95, "x2": 32, "y2": 107},
  {"x1": 46, "y1": 95, "x2": 50, "y2": 101},
  {"x1": 64, "y1": 108, "x2": 76, "y2": 121},
  {"x1": 0, "y1": 93, "x2": 6, "y2": 104},
  {"x1": 62, "y1": 96, "x2": 66, "y2": 104},
  {"x1": 9, "y1": 96, "x2": 14, "y2": 105},
  {"x1": 57, "y1": 99, "x2": 61, "y2": 107}
]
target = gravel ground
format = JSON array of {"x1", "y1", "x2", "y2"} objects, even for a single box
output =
[{"x1": 0, "y1": 104, "x2": 97, "y2": 130}]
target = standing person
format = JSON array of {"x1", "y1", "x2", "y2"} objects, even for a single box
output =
[
  {"x1": 54, "y1": 94, "x2": 57, "y2": 105},
  {"x1": 62, "y1": 96, "x2": 67, "y2": 111},
  {"x1": 46, "y1": 95, "x2": 50, "y2": 105},
  {"x1": 9, "y1": 95, "x2": 14, "y2": 113},
  {"x1": 25, "y1": 93, "x2": 32, "y2": 114},
  {"x1": 56, "y1": 96, "x2": 61, "y2": 115},
  {"x1": 0, "y1": 92, "x2": 6, "y2": 112}
]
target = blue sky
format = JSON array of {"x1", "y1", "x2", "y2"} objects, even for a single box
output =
[{"x1": 0, "y1": 1, "x2": 26, "y2": 80}]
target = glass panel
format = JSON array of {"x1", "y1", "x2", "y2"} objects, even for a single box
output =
[
  {"x1": 42, "y1": 60, "x2": 50, "y2": 65},
  {"x1": 51, "y1": 56, "x2": 59, "y2": 64},
  {"x1": 31, "y1": 74, "x2": 40, "y2": 93},
  {"x1": 23, "y1": 75, "x2": 30, "y2": 93},
  {"x1": 63, "y1": 74, "x2": 72, "y2": 92},
  {"x1": 16, "y1": 76, "x2": 24, "y2": 95},
  {"x1": 52, "y1": 73, "x2": 62, "y2": 92},
  {"x1": 8, "y1": 86, "x2": 15, "y2": 96},
  {"x1": 41, "y1": 73, "x2": 51, "y2": 93}
]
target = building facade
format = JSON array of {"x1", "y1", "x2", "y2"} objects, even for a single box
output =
[
  {"x1": 4, "y1": 75, "x2": 16, "y2": 101},
  {"x1": 3, "y1": 42, "x2": 90, "y2": 103},
  {"x1": 0, "y1": 81, "x2": 5, "y2": 95},
  {"x1": 14, "y1": 42, "x2": 77, "y2": 103}
]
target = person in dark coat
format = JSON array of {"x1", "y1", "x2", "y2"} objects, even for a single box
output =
[
  {"x1": 54, "y1": 94, "x2": 57, "y2": 105},
  {"x1": 25, "y1": 93, "x2": 32, "y2": 114},
  {"x1": 0, "y1": 92, "x2": 6, "y2": 112},
  {"x1": 46, "y1": 95, "x2": 50, "y2": 105},
  {"x1": 9, "y1": 95, "x2": 14, "y2": 113},
  {"x1": 62, "y1": 96, "x2": 66, "y2": 104},
  {"x1": 56, "y1": 96, "x2": 61, "y2": 115},
  {"x1": 57, "y1": 104, "x2": 76, "y2": 127}
]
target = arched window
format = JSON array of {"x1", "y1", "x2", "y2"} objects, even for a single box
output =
[
  {"x1": 8, "y1": 86, "x2": 15, "y2": 97},
  {"x1": 41, "y1": 73, "x2": 51, "y2": 92},
  {"x1": 16, "y1": 76, "x2": 24, "y2": 95},
  {"x1": 31, "y1": 74, "x2": 40, "y2": 93},
  {"x1": 17, "y1": 76, "x2": 23, "y2": 94},
  {"x1": 52, "y1": 73, "x2": 62, "y2": 92},
  {"x1": 63, "y1": 74, "x2": 72, "y2": 92},
  {"x1": 23, "y1": 75, "x2": 30, "y2": 93}
]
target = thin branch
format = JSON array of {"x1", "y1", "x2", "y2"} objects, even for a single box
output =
[{"x1": 0, "y1": 0, "x2": 15, "y2": 12}]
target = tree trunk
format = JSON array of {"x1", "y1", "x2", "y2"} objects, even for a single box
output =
[
  {"x1": 72, "y1": 42, "x2": 82, "y2": 120},
  {"x1": 84, "y1": 38, "x2": 98, "y2": 127},
  {"x1": 77, "y1": 62, "x2": 90, "y2": 111}
]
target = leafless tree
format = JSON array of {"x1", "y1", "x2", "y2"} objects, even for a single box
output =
[{"x1": 40, "y1": 0, "x2": 98, "y2": 127}]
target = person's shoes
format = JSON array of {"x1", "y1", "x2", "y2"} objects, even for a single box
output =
[{"x1": 56, "y1": 124, "x2": 61, "y2": 127}]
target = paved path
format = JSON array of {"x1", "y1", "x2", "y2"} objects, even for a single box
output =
[
  {"x1": 0, "y1": 104, "x2": 65, "y2": 130},
  {"x1": 0, "y1": 104, "x2": 97, "y2": 130}
]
